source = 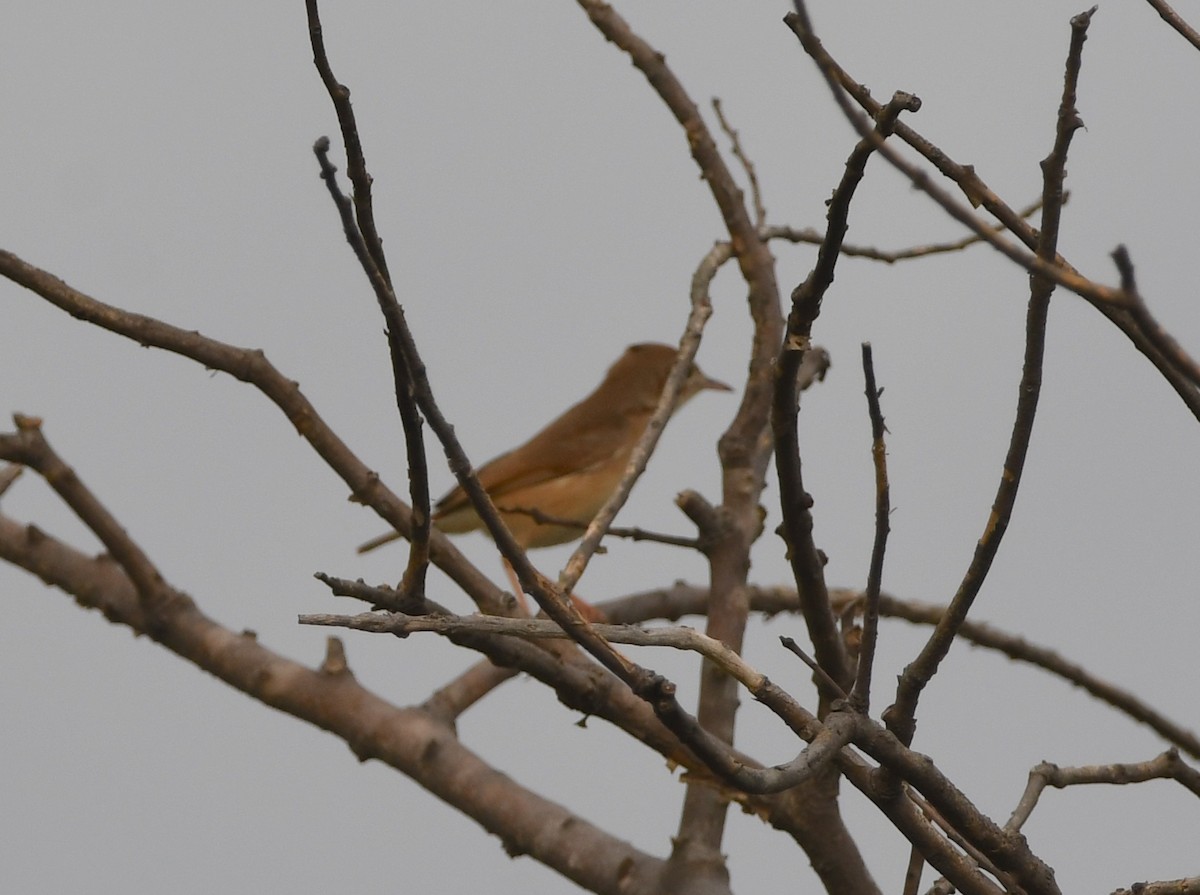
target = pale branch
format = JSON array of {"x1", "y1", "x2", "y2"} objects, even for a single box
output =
[
  {"x1": 0, "y1": 521, "x2": 664, "y2": 894},
  {"x1": 688, "y1": 233, "x2": 830, "y2": 383},
  {"x1": 1006, "y1": 750, "x2": 1200, "y2": 832},
  {"x1": 299, "y1": 607, "x2": 861, "y2": 795},
  {"x1": 300, "y1": 611, "x2": 770, "y2": 693}
]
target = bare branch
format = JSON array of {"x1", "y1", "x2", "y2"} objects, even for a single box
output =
[
  {"x1": 1007, "y1": 750, "x2": 1200, "y2": 832},
  {"x1": 301, "y1": 607, "x2": 865, "y2": 796},
  {"x1": 306, "y1": 0, "x2": 433, "y2": 600},
  {"x1": 613, "y1": 581, "x2": 1200, "y2": 761},
  {"x1": 872, "y1": 594, "x2": 1200, "y2": 760},
  {"x1": 712, "y1": 97, "x2": 767, "y2": 229},
  {"x1": 573, "y1": 1, "x2": 787, "y2": 874},
  {"x1": 784, "y1": 4, "x2": 1200, "y2": 419},
  {"x1": 849, "y1": 343, "x2": 890, "y2": 712},
  {"x1": 0, "y1": 516, "x2": 664, "y2": 893},
  {"x1": 776, "y1": 92, "x2": 918, "y2": 694},
  {"x1": 0, "y1": 249, "x2": 510, "y2": 615},
  {"x1": 762, "y1": 194, "x2": 1047, "y2": 263},
  {"x1": 884, "y1": 6, "x2": 1090, "y2": 745},
  {"x1": 1142, "y1": 0, "x2": 1200, "y2": 51},
  {"x1": 779, "y1": 635, "x2": 847, "y2": 703},
  {"x1": 422, "y1": 657, "x2": 516, "y2": 725},
  {"x1": 0, "y1": 417, "x2": 173, "y2": 616}
]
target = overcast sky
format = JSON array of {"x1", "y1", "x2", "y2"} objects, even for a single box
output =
[{"x1": 3, "y1": 2, "x2": 1199, "y2": 893}]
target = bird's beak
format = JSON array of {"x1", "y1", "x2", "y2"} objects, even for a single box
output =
[{"x1": 701, "y1": 374, "x2": 733, "y2": 393}]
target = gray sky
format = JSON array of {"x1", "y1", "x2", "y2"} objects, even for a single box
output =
[{"x1": 3, "y1": 2, "x2": 1198, "y2": 892}]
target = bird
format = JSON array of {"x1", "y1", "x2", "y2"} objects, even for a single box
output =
[{"x1": 358, "y1": 344, "x2": 731, "y2": 582}]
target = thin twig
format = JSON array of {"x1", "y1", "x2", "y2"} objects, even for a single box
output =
[
  {"x1": 310, "y1": 10, "x2": 628, "y2": 679},
  {"x1": 1006, "y1": 750, "x2": 1200, "y2": 832},
  {"x1": 1112, "y1": 245, "x2": 1200, "y2": 389},
  {"x1": 712, "y1": 97, "x2": 767, "y2": 228},
  {"x1": 776, "y1": 92, "x2": 918, "y2": 695},
  {"x1": 784, "y1": 7, "x2": 1200, "y2": 421},
  {"x1": 779, "y1": 635, "x2": 847, "y2": 702},
  {"x1": 785, "y1": 4, "x2": 1200, "y2": 417},
  {"x1": 523, "y1": 506, "x2": 704, "y2": 550},
  {"x1": 902, "y1": 847, "x2": 925, "y2": 895},
  {"x1": 310, "y1": 137, "x2": 432, "y2": 601},
  {"x1": 883, "y1": 7, "x2": 1090, "y2": 746},
  {"x1": 904, "y1": 787, "x2": 1013, "y2": 889},
  {"x1": 762, "y1": 194, "x2": 1048, "y2": 263},
  {"x1": 849, "y1": 343, "x2": 889, "y2": 712},
  {"x1": 306, "y1": 0, "x2": 432, "y2": 601}
]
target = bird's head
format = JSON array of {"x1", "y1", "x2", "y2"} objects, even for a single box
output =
[{"x1": 605, "y1": 342, "x2": 732, "y2": 412}]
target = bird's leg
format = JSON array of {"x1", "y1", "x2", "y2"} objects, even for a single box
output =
[
  {"x1": 500, "y1": 557, "x2": 607, "y2": 623},
  {"x1": 500, "y1": 557, "x2": 533, "y2": 617}
]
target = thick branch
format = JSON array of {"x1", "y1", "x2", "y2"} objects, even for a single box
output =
[{"x1": 0, "y1": 515, "x2": 664, "y2": 893}]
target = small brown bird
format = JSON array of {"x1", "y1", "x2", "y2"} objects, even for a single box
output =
[{"x1": 359, "y1": 342, "x2": 730, "y2": 557}]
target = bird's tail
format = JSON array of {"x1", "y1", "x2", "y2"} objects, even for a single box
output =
[{"x1": 356, "y1": 530, "x2": 403, "y2": 554}]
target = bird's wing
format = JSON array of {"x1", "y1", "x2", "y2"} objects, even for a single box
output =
[{"x1": 434, "y1": 409, "x2": 637, "y2": 515}]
